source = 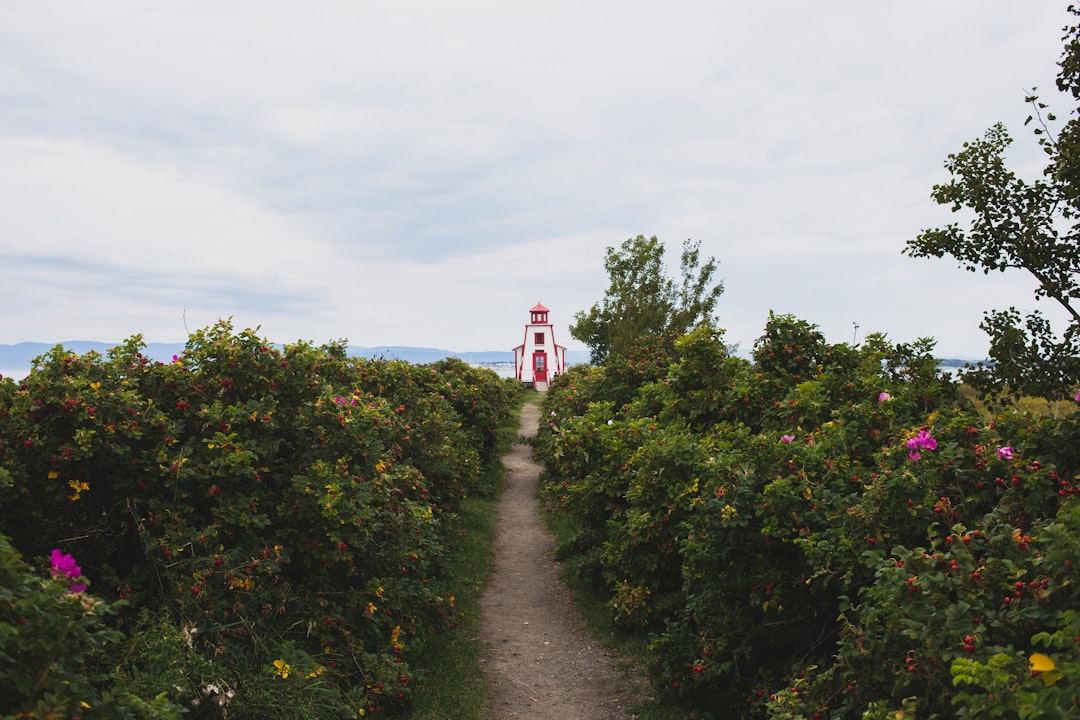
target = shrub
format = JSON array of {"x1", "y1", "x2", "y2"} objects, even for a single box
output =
[
  {"x1": 0, "y1": 534, "x2": 183, "y2": 719},
  {"x1": 536, "y1": 316, "x2": 1080, "y2": 718},
  {"x1": 0, "y1": 320, "x2": 518, "y2": 718}
]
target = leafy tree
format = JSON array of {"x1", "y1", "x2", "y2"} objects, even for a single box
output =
[
  {"x1": 570, "y1": 235, "x2": 723, "y2": 364},
  {"x1": 905, "y1": 8, "x2": 1080, "y2": 401}
]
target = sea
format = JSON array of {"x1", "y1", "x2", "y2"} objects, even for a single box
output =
[{"x1": 0, "y1": 361, "x2": 520, "y2": 383}]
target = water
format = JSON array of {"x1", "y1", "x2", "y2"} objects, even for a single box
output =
[{"x1": 472, "y1": 361, "x2": 517, "y2": 379}]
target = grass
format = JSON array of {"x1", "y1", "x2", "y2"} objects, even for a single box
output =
[
  {"x1": 957, "y1": 383, "x2": 1077, "y2": 419},
  {"x1": 404, "y1": 386, "x2": 529, "y2": 720},
  {"x1": 404, "y1": 493, "x2": 499, "y2": 719}
]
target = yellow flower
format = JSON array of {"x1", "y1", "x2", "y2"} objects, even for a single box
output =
[
  {"x1": 89, "y1": 381, "x2": 101, "y2": 389},
  {"x1": 1029, "y1": 653, "x2": 1061, "y2": 686},
  {"x1": 1030, "y1": 653, "x2": 1055, "y2": 672},
  {"x1": 47, "y1": 470, "x2": 59, "y2": 480},
  {"x1": 273, "y1": 659, "x2": 291, "y2": 679}
]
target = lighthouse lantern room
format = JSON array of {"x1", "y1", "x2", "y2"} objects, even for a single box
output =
[{"x1": 512, "y1": 302, "x2": 567, "y2": 391}]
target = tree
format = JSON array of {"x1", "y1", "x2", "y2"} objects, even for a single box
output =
[
  {"x1": 570, "y1": 235, "x2": 723, "y2": 364},
  {"x1": 905, "y1": 8, "x2": 1080, "y2": 401}
]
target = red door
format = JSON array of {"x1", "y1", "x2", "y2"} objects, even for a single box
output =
[{"x1": 533, "y1": 352, "x2": 548, "y2": 383}]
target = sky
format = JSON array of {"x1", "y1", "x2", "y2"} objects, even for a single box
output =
[{"x1": 1, "y1": 2, "x2": 1076, "y2": 358}]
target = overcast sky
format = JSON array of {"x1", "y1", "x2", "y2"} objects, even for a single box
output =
[{"x1": 1, "y1": 2, "x2": 1075, "y2": 357}]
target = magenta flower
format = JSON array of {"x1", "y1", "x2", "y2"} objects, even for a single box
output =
[
  {"x1": 781, "y1": 434, "x2": 795, "y2": 443},
  {"x1": 50, "y1": 549, "x2": 86, "y2": 593},
  {"x1": 905, "y1": 430, "x2": 937, "y2": 460},
  {"x1": 878, "y1": 392, "x2": 892, "y2": 402},
  {"x1": 1075, "y1": 390, "x2": 1080, "y2": 403},
  {"x1": 997, "y1": 446, "x2": 1014, "y2": 460},
  {"x1": 911, "y1": 430, "x2": 937, "y2": 450}
]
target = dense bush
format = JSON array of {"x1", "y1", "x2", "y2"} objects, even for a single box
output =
[
  {"x1": 0, "y1": 320, "x2": 520, "y2": 719},
  {"x1": 0, "y1": 535, "x2": 184, "y2": 719},
  {"x1": 535, "y1": 317, "x2": 1080, "y2": 718}
]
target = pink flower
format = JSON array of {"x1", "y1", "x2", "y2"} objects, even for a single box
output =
[
  {"x1": 909, "y1": 430, "x2": 937, "y2": 450},
  {"x1": 878, "y1": 392, "x2": 892, "y2": 402},
  {"x1": 1075, "y1": 390, "x2": 1080, "y2": 403},
  {"x1": 997, "y1": 446, "x2": 1014, "y2": 460},
  {"x1": 905, "y1": 430, "x2": 937, "y2": 460},
  {"x1": 781, "y1": 435, "x2": 795, "y2": 443},
  {"x1": 50, "y1": 549, "x2": 86, "y2": 593}
]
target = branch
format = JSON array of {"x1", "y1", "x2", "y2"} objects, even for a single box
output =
[{"x1": 1025, "y1": 90, "x2": 1060, "y2": 152}]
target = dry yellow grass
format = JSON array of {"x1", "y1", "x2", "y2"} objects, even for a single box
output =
[{"x1": 957, "y1": 384, "x2": 1078, "y2": 420}]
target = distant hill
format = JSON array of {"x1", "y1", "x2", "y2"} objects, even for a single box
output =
[
  {"x1": 0, "y1": 341, "x2": 984, "y2": 381},
  {"x1": 0, "y1": 341, "x2": 592, "y2": 376}
]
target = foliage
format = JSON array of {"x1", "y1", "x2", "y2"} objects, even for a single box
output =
[
  {"x1": 0, "y1": 534, "x2": 184, "y2": 719},
  {"x1": 905, "y1": 8, "x2": 1080, "y2": 402},
  {"x1": 0, "y1": 320, "x2": 520, "y2": 719},
  {"x1": 535, "y1": 314, "x2": 1080, "y2": 718},
  {"x1": 569, "y1": 235, "x2": 724, "y2": 364}
]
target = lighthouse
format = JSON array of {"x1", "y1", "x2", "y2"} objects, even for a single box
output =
[{"x1": 512, "y1": 302, "x2": 567, "y2": 391}]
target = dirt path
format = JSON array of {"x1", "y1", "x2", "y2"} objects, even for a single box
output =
[{"x1": 479, "y1": 402, "x2": 638, "y2": 719}]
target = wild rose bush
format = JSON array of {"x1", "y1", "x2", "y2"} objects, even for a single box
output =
[
  {"x1": 0, "y1": 535, "x2": 184, "y2": 719},
  {"x1": 0, "y1": 320, "x2": 520, "y2": 719},
  {"x1": 535, "y1": 317, "x2": 1080, "y2": 718}
]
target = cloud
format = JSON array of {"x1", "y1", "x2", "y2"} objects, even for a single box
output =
[
  {"x1": 0, "y1": 138, "x2": 329, "y2": 340},
  {"x1": 0, "y1": 2, "x2": 1075, "y2": 357}
]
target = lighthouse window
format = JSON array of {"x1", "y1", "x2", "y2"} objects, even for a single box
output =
[{"x1": 534, "y1": 332, "x2": 545, "y2": 345}]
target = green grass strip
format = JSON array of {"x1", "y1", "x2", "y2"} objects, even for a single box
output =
[{"x1": 404, "y1": 388, "x2": 528, "y2": 719}]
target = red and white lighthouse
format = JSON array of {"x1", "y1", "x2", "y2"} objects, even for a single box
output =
[{"x1": 512, "y1": 302, "x2": 567, "y2": 391}]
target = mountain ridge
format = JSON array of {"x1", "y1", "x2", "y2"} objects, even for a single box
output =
[{"x1": 0, "y1": 341, "x2": 592, "y2": 371}]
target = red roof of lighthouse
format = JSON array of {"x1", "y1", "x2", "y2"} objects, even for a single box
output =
[{"x1": 530, "y1": 302, "x2": 549, "y2": 313}]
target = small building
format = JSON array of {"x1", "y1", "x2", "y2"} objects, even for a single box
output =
[{"x1": 512, "y1": 302, "x2": 567, "y2": 391}]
